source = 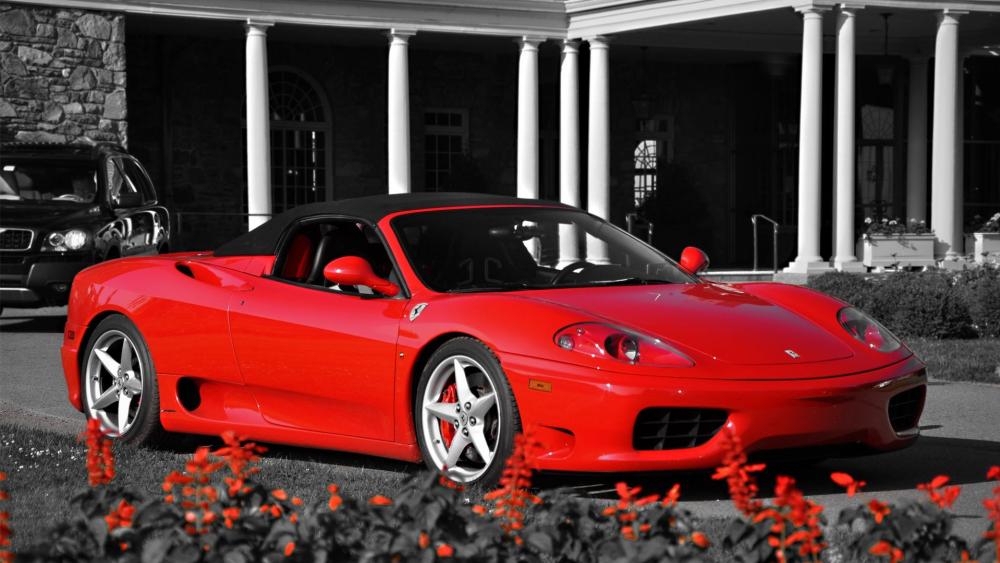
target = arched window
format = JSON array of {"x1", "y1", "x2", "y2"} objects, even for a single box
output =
[{"x1": 266, "y1": 68, "x2": 332, "y2": 214}]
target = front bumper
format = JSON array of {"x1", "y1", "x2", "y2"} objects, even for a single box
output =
[
  {"x1": 502, "y1": 353, "x2": 927, "y2": 472},
  {"x1": 0, "y1": 253, "x2": 93, "y2": 308}
]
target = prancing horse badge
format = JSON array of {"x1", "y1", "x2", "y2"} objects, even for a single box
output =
[{"x1": 784, "y1": 349, "x2": 800, "y2": 359}]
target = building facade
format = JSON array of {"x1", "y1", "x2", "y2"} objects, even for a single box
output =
[{"x1": 1, "y1": 0, "x2": 999, "y2": 271}]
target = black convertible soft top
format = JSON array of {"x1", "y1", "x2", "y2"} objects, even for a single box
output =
[{"x1": 214, "y1": 192, "x2": 571, "y2": 257}]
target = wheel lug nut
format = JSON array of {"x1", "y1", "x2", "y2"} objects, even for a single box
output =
[
  {"x1": 469, "y1": 417, "x2": 477, "y2": 426},
  {"x1": 461, "y1": 428, "x2": 469, "y2": 436},
  {"x1": 464, "y1": 402, "x2": 471, "y2": 411},
  {"x1": 455, "y1": 405, "x2": 462, "y2": 413}
]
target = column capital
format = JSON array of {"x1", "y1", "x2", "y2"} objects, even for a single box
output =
[
  {"x1": 586, "y1": 35, "x2": 611, "y2": 48},
  {"x1": 937, "y1": 9, "x2": 968, "y2": 24},
  {"x1": 245, "y1": 19, "x2": 274, "y2": 35},
  {"x1": 794, "y1": 4, "x2": 832, "y2": 16},
  {"x1": 561, "y1": 39, "x2": 582, "y2": 52},
  {"x1": 517, "y1": 36, "x2": 546, "y2": 50},
  {"x1": 387, "y1": 28, "x2": 417, "y2": 43},
  {"x1": 837, "y1": 3, "x2": 864, "y2": 14}
]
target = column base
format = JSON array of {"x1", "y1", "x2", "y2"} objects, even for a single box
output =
[
  {"x1": 783, "y1": 258, "x2": 832, "y2": 275},
  {"x1": 832, "y1": 258, "x2": 866, "y2": 272}
]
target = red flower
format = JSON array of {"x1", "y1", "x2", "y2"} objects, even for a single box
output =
[
  {"x1": 105, "y1": 499, "x2": 135, "y2": 532},
  {"x1": 917, "y1": 475, "x2": 961, "y2": 509},
  {"x1": 272, "y1": 489, "x2": 288, "y2": 501},
  {"x1": 436, "y1": 543, "x2": 454, "y2": 558},
  {"x1": 868, "y1": 499, "x2": 891, "y2": 524},
  {"x1": 81, "y1": 418, "x2": 115, "y2": 487},
  {"x1": 283, "y1": 541, "x2": 295, "y2": 556},
  {"x1": 830, "y1": 472, "x2": 866, "y2": 496},
  {"x1": 483, "y1": 431, "x2": 544, "y2": 540},
  {"x1": 369, "y1": 495, "x2": 392, "y2": 506},
  {"x1": 870, "y1": 540, "x2": 904, "y2": 563},
  {"x1": 712, "y1": 428, "x2": 764, "y2": 515},
  {"x1": 691, "y1": 531, "x2": 710, "y2": 548},
  {"x1": 419, "y1": 532, "x2": 430, "y2": 549}
]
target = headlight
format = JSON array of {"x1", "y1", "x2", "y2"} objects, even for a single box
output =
[
  {"x1": 44, "y1": 229, "x2": 89, "y2": 252},
  {"x1": 838, "y1": 307, "x2": 901, "y2": 352},
  {"x1": 554, "y1": 323, "x2": 693, "y2": 367}
]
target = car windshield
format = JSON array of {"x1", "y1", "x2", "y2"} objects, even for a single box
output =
[
  {"x1": 0, "y1": 159, "x2": 98, "y2": 204},
  {"x1": 391, "y1": 206, "x2": 695, "y2": 293}
]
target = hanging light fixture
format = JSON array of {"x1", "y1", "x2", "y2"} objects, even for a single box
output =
[{"x1": 876, "y1": 13, "x2": 894, "y2": 86}]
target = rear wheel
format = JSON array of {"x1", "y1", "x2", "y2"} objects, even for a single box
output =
[
  {"x1": 81, "y1": 315, "x2": 164, "y2": 445},
  {"x1": 415, "y1": 338, "x2": 520, "y2": 486}
]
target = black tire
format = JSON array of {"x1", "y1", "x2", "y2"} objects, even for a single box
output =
[
  {"x1": 81, "y1": 314, "x2": 165, "y2": 446},
  {"x1": 414, "y1": 337, "x2": 521, "y2": 487}
]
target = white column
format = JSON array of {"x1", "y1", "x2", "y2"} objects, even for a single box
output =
[
  {"x1": 930, "y1": 10, "x2": 964, "y2": 260},
  {"x1": 833, "y1": 6, "x2": 863, "y2": 271},
  {"x1": 245, "y1": 20, "x2": 273, "y2": 231},
  {"x1": 586, "y1": 36, "x2": 611, "y2": 263},
  {"x1": 906, "y1": 56, "x2": 929, "y2": 223},
  {"x1": 954, "y1": 53, "x2": 965, "y2": 255},
  {"x1": 785, "y1": 7, "x2": 829, "y2": 274},
  {"x1": 387, "y1": 29, "x2": 415, "y2": 195},
  {"x1": 558, "y1": 39, "x2": 581, "y2": 267},
  {"x1": 517, "y1": 37, "x2": 543, "y2": 200}
]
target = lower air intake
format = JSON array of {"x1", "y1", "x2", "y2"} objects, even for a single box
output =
[
  {"x1": 888, "y1": 386, "x2": 925, "y2": 433},
  {"x1": 633, "y1": 408, "x2": 728, "y2": 450}
]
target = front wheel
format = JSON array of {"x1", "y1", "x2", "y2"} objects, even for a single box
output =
[
  {"x1": 81, "y1": 315, "x2": 164, "y2": 445},
  {"x1": 415, "y1": 338, "x2": 521, "y2": 485}
]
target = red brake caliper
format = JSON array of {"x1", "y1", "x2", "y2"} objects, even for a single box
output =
[{"x1": 439, "y1": 383, "x2": 458, "y2": 448}]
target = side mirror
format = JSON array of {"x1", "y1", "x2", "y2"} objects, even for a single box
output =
[
  {"x1": 679, "y1": 246, "x2": 710, "y2": 276},
  {"x1": 114, "y1": 192, "x2": 143, "y2": 208},
  {"x1": 323, "y1": 256, "x2": 400, "y2": 297}
]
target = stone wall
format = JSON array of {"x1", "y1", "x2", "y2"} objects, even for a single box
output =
[{"x1": 0, "y1": 4, "x2": 127, "y2": 145}]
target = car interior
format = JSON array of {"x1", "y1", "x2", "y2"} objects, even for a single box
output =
[{"x1": 274, "y1": 219, "x2": 399, "y2": 296}]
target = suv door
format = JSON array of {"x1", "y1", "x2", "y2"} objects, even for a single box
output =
[{"x1": 106, "y1": 156, "x2": 166, "y2": 256}]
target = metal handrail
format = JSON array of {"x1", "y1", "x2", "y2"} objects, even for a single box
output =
[
  {"x1": 751, "y1": 214, "x2": 779, "y2": 273},
  {"x1": 625, "y1": 213, "x2": 655, "y2": 245}
]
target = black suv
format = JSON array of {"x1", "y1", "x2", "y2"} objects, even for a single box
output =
[{"x1": 0, "y1": 142, "x2": 169, "y2": 313}]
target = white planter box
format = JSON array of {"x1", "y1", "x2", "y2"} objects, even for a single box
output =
[
  {"x1": 857, "y1": 234, "x2": 936, "y2": 269},
  {"x1": 973, "y1": 232, "x2": 1000, "y2": 264}
]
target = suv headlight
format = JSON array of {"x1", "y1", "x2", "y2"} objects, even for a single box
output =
[
  {"x1": 554, "y1": 322, "x2": 694, "y2": 367},
  {"x1": 838, "y1": 307, "x2": 901, "y2": 352},
  {"x1": 44, "y1": 229, "x2": 89, "y2": 252}
]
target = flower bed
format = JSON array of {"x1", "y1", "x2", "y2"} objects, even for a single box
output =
[
  {"x1": 3, "y1": 421, "x2": 999, "y2": 563},
  {"x1": 858, "y1": 218, "x2": 935, "y2": 269}
]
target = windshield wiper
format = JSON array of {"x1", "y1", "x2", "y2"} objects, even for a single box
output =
[
  {"x1": 446, "y1": 282, "x2": 547, "y2": 294},
  {"x1": 573, "y1": 277, "x2": 673, "y2": 287}
]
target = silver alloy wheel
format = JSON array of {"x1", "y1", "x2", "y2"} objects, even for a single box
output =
[
  {"x1": 420, "y1": 354, "x2": 500, "y2": 482},
  {"x1": 84, "y1": 329, "x2": 144, "y2": 437}
]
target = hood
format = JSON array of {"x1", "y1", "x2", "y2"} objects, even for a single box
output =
[
  {"x1": 0, "y1": 200, "x2": 102, "y2": 230},
  {"x1": 526, "y1": 282, "x2": 854, "y2": 366}
]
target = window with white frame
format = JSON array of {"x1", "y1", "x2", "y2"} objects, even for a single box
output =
[
  {"x1": 424, "y1": 109, "x2": 468, "y2": 191},
  {"x1": 633, "y1": 116, "x2": 673, "y2": 208}
]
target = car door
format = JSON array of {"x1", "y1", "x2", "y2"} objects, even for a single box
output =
[
  {"x1": 105, "y1": 156, "x2": 162, "y2": 256},
  {"x1": 228, "y1": 222, "x2": 407, "y2": 441}
]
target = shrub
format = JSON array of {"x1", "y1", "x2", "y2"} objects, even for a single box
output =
[
  {"x1": 807, "y1": 268, "x2": 1000, "y2": 339},
  {"x1": 953, "y1": 267, "x2": 1000, "y2": 338}
]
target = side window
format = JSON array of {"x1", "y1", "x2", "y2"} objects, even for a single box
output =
[
  {"x1": 106, "y1": 158, "x2": 128, "y2": 204},
  {"x1": 274, "y1": 219, "x2": 398, "y2": 296},
  {"x1": 119, "y1": 158, "x2": 157, "y2": 204}
]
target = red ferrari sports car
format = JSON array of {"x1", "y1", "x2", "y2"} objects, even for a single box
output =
[{"x1": 61, "y1": 193, "x2": 926, "y2": 484}]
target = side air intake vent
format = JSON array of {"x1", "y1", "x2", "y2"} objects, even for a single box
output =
[
  {"x1": 888, "y1": 386, "x2": 925, "y2": 433},
  {"x1": 633, "y1": 408, "x2": 728, "y2": 450}
]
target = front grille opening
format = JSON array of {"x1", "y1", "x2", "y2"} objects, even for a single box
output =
[
  {"x1": 633, "y1": 408, "x2": 728, "y2": 450},
  {"x1": 0, "y1": 229, "x2": 33, "y2": 251},
  {"x1": 888, "y1": 386, "x2": 925, "y2": 433}
]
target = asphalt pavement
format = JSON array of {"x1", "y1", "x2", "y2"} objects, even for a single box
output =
[{"x1": 1, "y1": 306, "x2": 998, "y2": 540}]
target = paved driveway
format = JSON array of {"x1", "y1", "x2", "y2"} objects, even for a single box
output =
[{"x1": 2, "y1": 306, "x2": 998, "y2": 540}]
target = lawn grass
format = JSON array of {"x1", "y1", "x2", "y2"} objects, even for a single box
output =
[
  {"x1": 0, "y1": 422, "x2": 413, "y2": 550},
  {"x1": 906, "y1": 337, "x2": 1000, "y2": 384}
]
